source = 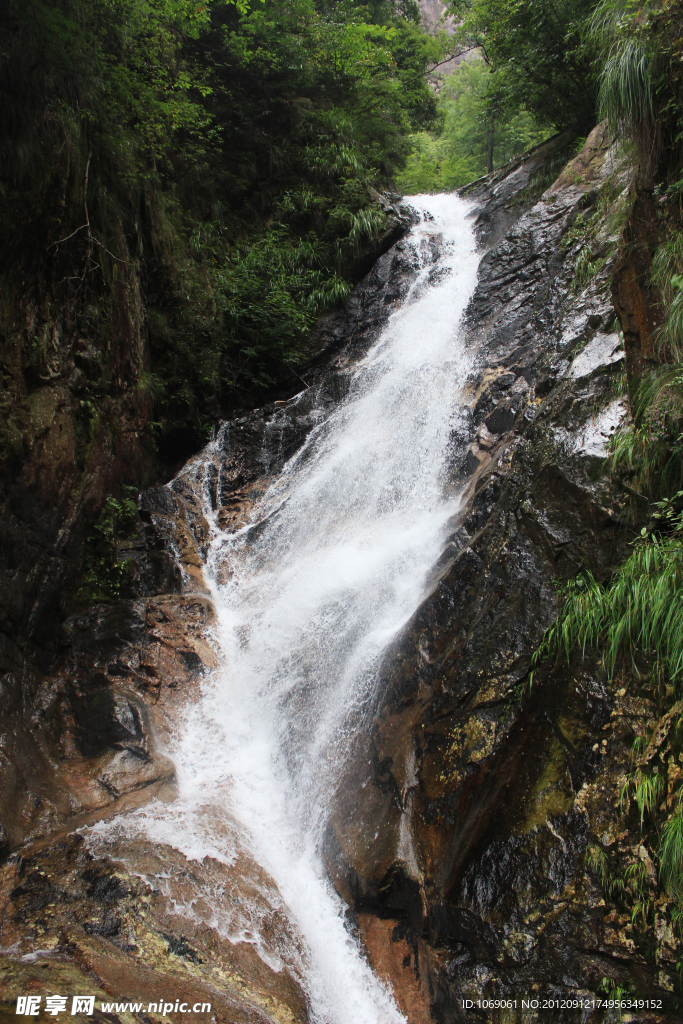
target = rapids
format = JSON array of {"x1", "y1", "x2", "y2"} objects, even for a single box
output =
[{"x1": 91, "y1": 193, "x2": 481, "y2": 1023}]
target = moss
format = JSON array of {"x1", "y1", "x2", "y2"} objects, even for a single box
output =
[{"x1": 515, "y1": 736, "x2": 576, "y2": 834}]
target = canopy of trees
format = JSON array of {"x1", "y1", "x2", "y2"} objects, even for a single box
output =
[
  {"x1": 446, "y1": 0, "x2": 600, "y2": 132},
  {"x1": 0, "y1": 0, "x2": 445, "y2": 433},
  {"x1": 396, "y1": 56, "x2": 550, "y2": 193}
]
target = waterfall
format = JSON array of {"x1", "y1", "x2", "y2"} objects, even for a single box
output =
[{"x1": 90, "y1": 194, "x2": 481, "y2": 1023}]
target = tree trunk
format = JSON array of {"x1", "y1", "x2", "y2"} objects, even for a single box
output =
[{"x1": 487, "y1": 125, "x2": 495, "y2": 174}]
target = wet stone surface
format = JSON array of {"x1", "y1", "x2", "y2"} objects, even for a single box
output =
[{"x1": 324, "y1": 125, "x2": 679, "y2": 1020}]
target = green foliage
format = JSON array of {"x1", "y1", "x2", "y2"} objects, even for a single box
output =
[
  {"x1": 445, "y1": 0, "x2": 600, "y2": 133},
  {"x1": 532, "y1": 501, "x2": 683, "y2": 928},
  {"x1": 77, "y1": 495, "x2": 138, "y2": 602},
  {"x1": 136, "y1": 372, "x2": 167, "y2": 402},
  {"x1": 523, "y1": 1, "x2": 683, "y2": 955},
  {"x1": 587, "y1": 844, "x2": 653, "y2": 949},
  {"x1": 531, "y1": 518, "x2": 683, "y2": 686},
  {"x1": 155, "y1": 0, "x2": 443, "y2": 415},
  {"x1": 608, "y1": 235, "x2": 683, "y2": 496},
  {"x1": 590, "y1": 0, "x2": 683, "y2": 175},
  {"x1": 561, "y1": 209, "x2": 612, "y2": 291},
  {"x1": 561, "y1": 212, "x2": 591, "y2": 251},
  {"x1": 656, "y1": 270, "x2": 683, "y2": 364},
  {"x1": 611, "y1": 368, "x2": 683, "y2": 496},
  {"x1": 531, "y1": 207, "x2": 683, "y2": 941},
  {"x1": 0, "y1": 0, "x2": 226, "y2": 187},
  {"x1": 617, "y1": 762, "x2": 683, "y2": 928},
  {"x1": 591, "y1": 1, "x2": 656, "y2": 130},
  {"x1": 0, "y1": 0, "x2": 443, "y2": 434},
  {"x1": 574, "y1": 247, "x2": 608, "y2": 290},
  {"x1": 155, "y1": 226, "x2": 357, "y2": 404},
  {"x1": 622, "y1": 769, "x2": 666, "y2": 829},
  {"x1": 598, "y1": 36, "x2": 654, "y2": 129},
  {"x1": 597, "y1": 976, "x2": 632, "y2": 1022},
  {"x1": 661, "y1": 803, "x2": 683, "y2": 900},
  {"x1": 587, "y1": 845, "x2": 627, "y2": 903},
  {"x1": 652, "y1": 233, "x2": 683, "y2": 309},
  {"x1": 396, "y1": 57, "x2": 550, "y2": 193}
]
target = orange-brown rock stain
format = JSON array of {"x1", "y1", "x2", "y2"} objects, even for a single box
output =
[{"x1": 357, "y1": 915, "x2": 432, "y2": 1024}]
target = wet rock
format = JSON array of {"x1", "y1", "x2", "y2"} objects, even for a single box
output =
[
  {"x1": 0, "y1": 572, "x2": 308, "y2": 1021},
  {"x1": 463, "y1": 132, "x2": 580, "y2": 249},
  {"x1": 0, "y1": 837, "x2": 308, "y2": 1024},
  {"x1": 320, "y1": 128, "x2": 679, "y2": 1016}
]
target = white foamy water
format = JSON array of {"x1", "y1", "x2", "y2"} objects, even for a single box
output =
[{"x1": 90, "y1": 194, "x2": 481, "y2": 1023}]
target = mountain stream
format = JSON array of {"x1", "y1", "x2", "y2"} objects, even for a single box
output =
[{"x1": 90, "y1": 194, "x2": 481, "y2": 1024}]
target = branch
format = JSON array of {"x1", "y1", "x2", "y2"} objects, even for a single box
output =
[
  {"x1": 91, "y1": 236, "x2": 132, "y2": 265},
  {"x1": 354, "y1": 45, "x2": 481, "y2": 117},
  {"x1": 48, "y1": 150, "x2": 92, "y2": 253},
  {"x1": 48, "y1": 151, "x2": 132, "y2": 268},
  {"x1": 423, "y1": 45, "x2": 478, "y2": 77},
  {"x1": 79, "y1": 149, "x2": 93, "y2": 290},
  {"x1": 48, "y1": 223, "x2": 88, "y2": 249}
]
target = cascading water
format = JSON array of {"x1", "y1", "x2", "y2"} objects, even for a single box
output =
[{"x1": 90, "y1": 194, "x2": 481, "y2": 1023}]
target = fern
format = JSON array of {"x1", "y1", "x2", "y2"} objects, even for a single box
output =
[{"x1": 623, "y1": 770, "x2": 666, "y2": 829}]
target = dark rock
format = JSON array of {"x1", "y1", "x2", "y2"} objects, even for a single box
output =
[
  {"x1": 164, "y1": 934, "x2": 205, "y2": 965},
  {"x1": 485, "y1": 403, "x2": 517, "y2": 435},
  {"x1": 82, "y1": 870, "x2": 127, "y2": 904},
  {"x1": 322, "y1": 125, "x2": 679, "y2": 1016}
]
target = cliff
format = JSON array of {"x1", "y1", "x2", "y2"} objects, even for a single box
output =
[{"x1": 0, "y1": 126, "x2": 679, "y2": 1024}]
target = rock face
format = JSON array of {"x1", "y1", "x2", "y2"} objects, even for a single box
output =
[
  {"x1": 0, "y1": 169, "x2": 416, "y2": 659},
  {"x1": 1, "y1": 126, "x2": 680, "y2": 1024},
  {"x1": 325, "y1": 124, "x2": 680, "y2": 1019},
  {"x1": 0, "y1": 181, "x2": 419, "y2": 1024},
  {"x1": 0, "y1": 490, "x2": 312, "y2": 1022},
  {"x1": 0, "y1": 249, "x2": 158, "y2": 663}
]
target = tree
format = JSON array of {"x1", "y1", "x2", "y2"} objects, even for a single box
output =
[
  {"x1": 396, "y1": 57, "x2": 550, "y2": 193},
  {"x1": 0, "y1": 0, "x2": 446, "y2": 431},
  {"x1": 446, "y1": 0, "x2": 601, "y2": 132}
]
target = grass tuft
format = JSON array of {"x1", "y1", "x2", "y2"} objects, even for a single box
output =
[{"x1": 531, "y1": 531, "x2": 683, "y2": 685}]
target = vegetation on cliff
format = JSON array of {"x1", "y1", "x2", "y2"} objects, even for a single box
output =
[
  {"x1": 447, "y1": 0, "x2": 600, "y2": 131},
  {"x1": 0, "y1": 0, "x2": 443, "y2": 450},
  {"x1": 396, "y1": 56, "x2": 549, "y2": 192},
  {"x1": 532, "y1": 0, "x2": 683, "y2": 955}
]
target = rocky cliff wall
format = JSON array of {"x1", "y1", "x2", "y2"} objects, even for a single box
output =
[
  {"x1": 0, "y1": 185, "x2": 415, "y2": 865},
  {"x1": 327, "y1": 125, "x2": 680, "y2": 1020},
  {"x1": 0, "y1": 182, "x2": 422, "y2": 1024}
]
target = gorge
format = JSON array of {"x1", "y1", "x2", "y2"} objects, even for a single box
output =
[{"x1": 2, "y1": 109, "x2": 681, "y2": 1024}]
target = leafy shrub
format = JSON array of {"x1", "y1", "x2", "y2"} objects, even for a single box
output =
[
  {"x1": 77, "y1": 495, "x2": 139, "y2": 602},
  {"x1": 532, "y1": 521, "x2": 683, "y2": 686},
  {"x1": 0, "y1": 0, "x2": 445, "y2": 437}
]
